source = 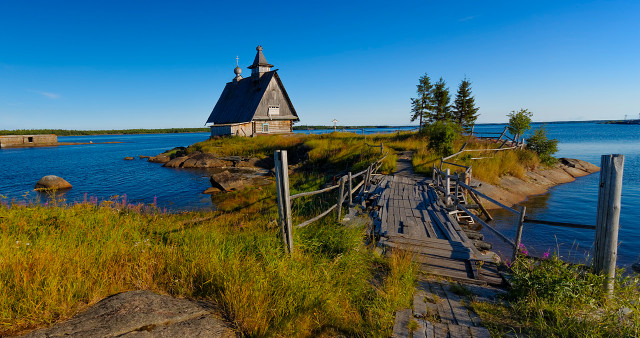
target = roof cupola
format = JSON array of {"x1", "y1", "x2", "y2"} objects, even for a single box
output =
[
  {"x1": 248, "y1": 45, "x2": 274, "y2": 78},
  {"x1": 233, "y1": 56, "x2": 243, "y2": 82}
]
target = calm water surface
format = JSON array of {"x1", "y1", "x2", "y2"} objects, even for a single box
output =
[
  {"x1": 474, "y1": 122, "x2": 640, "y2": 268},
  {"x1": 1, "y1": 124, "x2": 638, "y2": 267},
  {"x1": 0, "y1": 133, "x2": 215, "y2": 211}
]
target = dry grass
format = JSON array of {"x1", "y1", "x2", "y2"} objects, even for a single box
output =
[{"x1": 0, "y1": 132, "x2": 418, "y2": 336}]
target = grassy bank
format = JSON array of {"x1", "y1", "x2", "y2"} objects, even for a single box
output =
[
  {"x1": 0, "y1": 192, "x2": 417, "y2": 336},
  {"x1": 473, "y1": 250, "x2": 640, "y2": 336},
  {"x1": 1, "y1": 130, "x2": 557, "y2": 335},
  {"x1": 0, "y1": 132, "x2": 416, "y2": 336},
  {"x1": 0, "y1": 128, "x2": 210, "y2": 136}
]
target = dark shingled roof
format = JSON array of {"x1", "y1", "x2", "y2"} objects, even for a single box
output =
[{"x1": 206, "y1": 71, "x2": 298, "y2": 125}]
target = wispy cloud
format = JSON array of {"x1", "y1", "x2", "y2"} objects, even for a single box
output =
[
  {"x1": 29, "y1": 90, "x2": 60, "y2": 99},
  {"x1": 459, "y1": 15, "x2": 477, "y2": 22}
]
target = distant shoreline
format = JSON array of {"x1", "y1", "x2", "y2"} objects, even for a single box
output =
[
  {"x1": 0, "y1": 128, "x2": 210, "y2": 137},
  {"x1": 1, "y1": 120, "x2": 624, "y2": 137}
]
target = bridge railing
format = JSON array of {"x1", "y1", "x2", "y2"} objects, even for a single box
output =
[
  {"x1": 432, "y1": 153, "x2": 620, "y2": 286},
  {"x1": 274, "y1": 147, "x2": 388, "y2": 253}
]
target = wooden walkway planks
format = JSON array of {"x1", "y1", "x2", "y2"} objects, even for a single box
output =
[
  {"x1": 375, "y1": 154, "x2": 504, "y2": 337},
  {"x1": 373, "y1": 173, "x2": 503, "y2": 285},
  {"x1": 393, "y1": 278, "x2": 495, "y2": 337}
]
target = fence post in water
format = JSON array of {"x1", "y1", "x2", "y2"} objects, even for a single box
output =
[
  {"x1": 337, "y1": 176, "x2": 346, "y2": 222},
  {"x1": 512, "y1": 206, "x2": 526, "y2": 263},
  {"x1": 445, "y1": 168, "x2": 451, "y2": 205},
  {"x1": 348, "y1": 171, "x2": 353, "y2": 205},
  {"x1": 593, "y1": 154, "x2": 624, "y2": 296}
]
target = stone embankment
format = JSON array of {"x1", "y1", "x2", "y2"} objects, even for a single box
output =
[{"x1": 474, "y1": 158, "x2": 600, "y2": 209}]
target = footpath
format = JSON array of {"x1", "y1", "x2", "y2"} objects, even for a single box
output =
[{"x1": 380, "y1": 152, "x2": 507, "y2": 338}]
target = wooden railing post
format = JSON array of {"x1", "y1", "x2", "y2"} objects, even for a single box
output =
[
  {"x1": 274, "y1": 150, "x2": 293, "y2": 253},
  {"x1": 336, "y1": 176, "x2": 346, "y2": 222},
  {"x1": 348, "y1": 171, "x2": 353, "y2": 205},
  {"x1": 593, "y1": 154, "x2": 624, "y2": 296},
  {"x1": 512, "y1": 206, "x2": 526, "y2": 262},
  {"x1": 365, "y1": 165, "x2": 372, "y2": 193},
  {"x1": 432, "y1": 165, "x2": 436, "y2": 183},
  {"x1": 445, "y1": 168, "x2": 451, "y2": 205},
  {"x1": 454, "y1": 173, "x2": 460, "y2": 203}
]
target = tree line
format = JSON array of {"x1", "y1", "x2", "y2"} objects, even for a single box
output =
[{"x1": 410, "y1": 74, "x2": 479, "y2": 129}]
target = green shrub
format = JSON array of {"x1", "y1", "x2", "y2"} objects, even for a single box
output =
[
  {"x1": 526, "y1": 126, "x2": 558, "y2": 165},
  {"x1": 424, "y1": 121, "x2": 458, "y2": 157},
  {"x1": 507, "y1": 109, "x2": 533, "y2": 138}
]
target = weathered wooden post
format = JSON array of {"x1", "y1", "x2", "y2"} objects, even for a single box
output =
[
  {"x1": 593, "y1": 154, "x2": 624, "y2": 296},
  {"x1": 274, "y1": 150, "x2": 293, "y2": 253},
  {"x1": 445, "y1": 168, "x2": 451, "y2": 206},
  {"x1": 432, "y1": 165, "x2": 436, "y2": 183},
  {"x1": 512, "y1": 206, "x2": 526, "y2": 262},
  {"x1": 348, "y1": 171, "x2": 353, "y2": 205},
  {"x1": 337, "y1": 176, "x2": 346, "y2": 222},
  {"x1": 364, "y1": 165, "x2": 372, "y2": 193},
  {"x1": 380, "y1": 142, "x2": 383, "y2": 155},
  {"x1": 454, "y1": 173, "x2": 460, "y2": 204},
  {"x1": 274, "y1": 150, "x2": 287, "y2": 251}
]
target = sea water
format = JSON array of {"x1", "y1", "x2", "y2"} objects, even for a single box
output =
[{"x1": 0, "y1": 123, "x2": 637, "y2": 267}]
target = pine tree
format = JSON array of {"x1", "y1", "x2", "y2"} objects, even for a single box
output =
[
  {"x1": 430, "y1": 77, "x2": 452, "y2": 123},
  {"x1": 410, "y1": 74, "x2": 434, "y2": 129},
  {"x1": 452, "y1": 77, "x2": 480, "y2": 128}
]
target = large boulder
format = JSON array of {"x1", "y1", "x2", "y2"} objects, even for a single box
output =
[
  {"x1": 163, "y1": 156, "x2": 190, "y2": 168},
  {"x1": 22, "y1": 290, "x2": 234, "y2": 337},
  {"x1": 235, "y1": 157, "x2": 261, "y2": 168},
  {"x1": 182, "y1": 153, "x2": 233, "y2": 168},
  {"x1": 209, "y1": 171, "x2": 248, "y2": 191},
  {"x1": 35, "y1": 175, "x2": 72, "y2": 190},
  {"x1": 148, "y1": 154, "x2": 170, "y2": 163}
]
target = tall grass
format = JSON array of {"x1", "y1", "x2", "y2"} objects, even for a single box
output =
[
  {"x1": 0, "y1": 162, "x2": 416, "y2": 336},
  {"x1": 473, "y1": 251, "x2": 640, "y2": 336}
]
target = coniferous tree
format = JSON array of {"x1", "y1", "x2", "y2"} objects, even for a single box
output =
[
  {"x1": 410, "y1": 74, "x2": 434, "y2": 129},
  {"x1": 430, "y1": 77, "x2": 452, "y2": 123},
  {"x1": 452, "y1": 77, "x2": 480, "y2": 128}
]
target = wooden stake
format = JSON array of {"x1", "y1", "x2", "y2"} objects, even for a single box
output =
[
  {"x1": 280, "y1": 150, "x2": 294, "y2": 253},
  {"x1": 593, "y1": 154, "x2": 624, "y2": 296},
  {"x1": 512, "y1": 206, "x2": 526, "y2": 263},
  {"x1": 445, "y1": 168, "x2": 451, "y2": 206},
  {"x1": 337, "y1": 176, "x2": 346, "y2": 222},
  {"x1": 348, "y1": 171, "x2": 353, "y2": 205},
  {"x1": 274, "y1": 150, "x2": 289, "y2": 253}
]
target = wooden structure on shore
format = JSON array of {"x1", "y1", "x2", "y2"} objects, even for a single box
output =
[
  {"x1": 369, "y1": 159, "x2": 504, "y2": 286},
  {"x1": 206, "y1": 46, "x2": 299, "y2": 137},
  {"x1": 0, "y1": 134, "x2": 57, "y2": 148}
]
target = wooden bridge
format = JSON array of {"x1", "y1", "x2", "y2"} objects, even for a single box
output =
[
  {"x1": 369, "y1": 153, "x2": 503, "y2": 286},
  {"x1": 367, "y1": 153, "x2": 503, "y2": 337}
]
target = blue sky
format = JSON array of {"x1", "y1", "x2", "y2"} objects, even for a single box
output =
[{"x1": 1, "y1": 0, "x2": 638, "y2": 129}]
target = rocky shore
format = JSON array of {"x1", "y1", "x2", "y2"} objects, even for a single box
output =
[
  {"x1": 147, "y1": 147, "x2": 275, "y2": 194},
  {"x1": 473, "y1": 157, "x2": 600, "y2": 209}
]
